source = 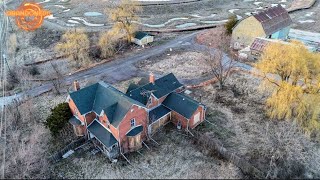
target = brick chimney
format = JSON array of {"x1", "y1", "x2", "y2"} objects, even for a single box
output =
[
  {"x1": 73, "y1": 80, "x2": 80, "y2": 91},
  {"x1": 149, "y1": 72, "x2": 155, "y2": 84}
]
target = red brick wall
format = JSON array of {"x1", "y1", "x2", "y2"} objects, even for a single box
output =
[
  {"x1": 85, "y1": 112, "x2": 96, "y2": 126},
  {"x1": 68, "y1": 98, "x2": 85, "y2": 122},
  {"x1": 118, "y1": 105, "x2": 148, "y2": 153},
  {"x1": 189, "y1": 106, "x2": 205, "y2": 129},
  {"x1": 99, "y1": 113, "x2": 120, "y2": 141},
  {"x1": 147, "y1": 95, "x2": 168, "y2": 109},
  {"x1": 170, "y1": 111, "x2": 189, "y2": 129}
]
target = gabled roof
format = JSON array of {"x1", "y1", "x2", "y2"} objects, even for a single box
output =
[
  {"x1": 253, "y1": 5, "x2": 292, "y2": 36},
  {"x1": 69, "y1": 81, "x2": 145, "y2": 127},
  {"x1": 126, "y1": 73, "x2": 183, "y2": 105},
  {"x1": 87, "y1": 120, "x2": 118, "y2": 148},
  {"x1": 134, "y1": 31, "x2": 151, "y2": 40},
  {"x1": 126, "y1": 125, "x2": 143, "y2": 137},
  {"x1": 162, "y1": 92, "x2": 203, "y2": 119}
]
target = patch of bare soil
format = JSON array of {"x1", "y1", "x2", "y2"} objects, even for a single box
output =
[
  {"x1": 137, "y1": 50, "x2": 211, "y2": 79},
  {"x1": 196, "y1": 26, "x2": 230, "y2": 48}
]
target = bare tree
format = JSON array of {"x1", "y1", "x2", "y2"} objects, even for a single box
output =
[
  {"x1": 50, "y1": 62, "x2": 63, "y2": 95},
  {"x1": 203, "y1": 48, "x2": 237, "y2": 89},
  {"x1": 202, "y1": 30, "x2": 236, "y2": 89}
]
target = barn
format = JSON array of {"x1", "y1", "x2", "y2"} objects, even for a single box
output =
[{"x1": 231, "y1": 5, "x2": 292, "y2": 50}]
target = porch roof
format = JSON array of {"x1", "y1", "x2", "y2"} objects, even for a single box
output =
[
  {"x1": 126, "y1": 125, "x2": 143, "y2": 137},
  {"x1": 149, "y1": 105, "x2": 171, "y2": 124},
  {"x1": 88, "y1": 120, "x2": 118, "y2": 148}
]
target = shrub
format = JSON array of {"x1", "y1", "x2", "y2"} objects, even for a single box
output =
[
  {"x1": 44, "y1": 102, "x2": 72, "y2": 136},
  {"x1": 225, "y1": 15, "x2": 238, "y2": 35},
  {"x1": 28, "y1": 65, "x2": 40, "y2": 76}
]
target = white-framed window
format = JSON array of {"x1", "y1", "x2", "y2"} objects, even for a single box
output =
[{"x1": 130, "y1": 119, "x2": 135, "y2": 127}]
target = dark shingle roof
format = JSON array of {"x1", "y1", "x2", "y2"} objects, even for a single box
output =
[
  {"x1": 126, "y1": 83, "x2": 140, "y2": 94},
  {"x1": 134, "y1": 32, "x2": 150, "y2": 40},
  {"x1": 253, "y1": 5, "x2": 292, "y2": 36},
  {"x1": 87, "y1": 120, "x2": 118, "y2": 148},
  {"x1": 126, "y1": 125, "x2": 143, "y2": 136},
  {"x1": 70, "y1": 84, "x2": 98, "y2": 114},
  {"x1": 126, "y1": 73, "x2": 183, "y2": 105},
  {"x1": 69, "y1": 82, "x2": 145, "y2": 127},
  {"x1": 250, "y1": 37, "x2": 288, "y2": 52},
  {"x1": 149, "y1": 105, "x2": 171, "y2": 124},
  {"x1": 162, "y1": 92, "x2": 202, "y2": 119},
  {"x1": 250, "y1": 37, "x2": 270, "y2": 52},
  {"x1": 69, "y1": 116, "x2": 82, "y2": 126}
]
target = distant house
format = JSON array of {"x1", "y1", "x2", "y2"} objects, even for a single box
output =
[
  {"x1": 131, "y1": 31, "x2": 154, "y2": 46},
  {"x1": 231, "y1": 5, "x2": 292, "y2": 50},
  {"x1": 67, "y1": 73, "x2": 206, "y2": 161}
]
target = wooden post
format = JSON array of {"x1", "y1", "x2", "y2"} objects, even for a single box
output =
[{"x1": 142, "y1": 141, "x2": 150, "y2": 150}]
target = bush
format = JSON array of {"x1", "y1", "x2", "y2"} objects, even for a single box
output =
[
  {"x1": 225, "y1": 15, "x2": 238, "y2": 35},
  {"x1": 28, "y1": 65, "x2": 40, "y2": 76},
  {"x1": 44, "y1": 102, "x2": 72, "y2": 136}
]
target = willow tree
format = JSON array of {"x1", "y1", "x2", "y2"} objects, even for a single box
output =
[
  {"x1": 55, "y1": 29, "x2": 90, "y2": 67},
  {"x1": 255, "y1": 41, "x2": 320, "y2": 134},
  {"x1": 105, "y1": 0, "x2": 141, "y2": 42},
  {"x1": 98, "y1": 29, "x2": 120, "y2": 58}
]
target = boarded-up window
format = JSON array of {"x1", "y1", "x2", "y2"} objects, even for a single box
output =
[
  {"x1": 128, "y1": 134, "x2": 142, "y2": 150},
  {"x1": 193, "y1": 112, "x2": 200, "y2": 125}
]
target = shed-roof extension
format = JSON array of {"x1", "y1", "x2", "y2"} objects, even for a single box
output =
[{"x1": 149, "y1": 105, "x2": 171, "y2": 124}]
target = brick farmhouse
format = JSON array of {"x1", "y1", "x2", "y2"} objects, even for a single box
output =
[{"x1": 67, "y1": 73, "x2": 206, "y2": 160}]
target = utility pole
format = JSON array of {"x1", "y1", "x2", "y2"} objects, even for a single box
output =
[{"x1": 1, "y1": 0, "x2": 8, "y2": 178}]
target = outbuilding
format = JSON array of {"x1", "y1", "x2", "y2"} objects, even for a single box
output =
[{"x1": 132, "y1": 31, "x2": 154, "y2": 46}]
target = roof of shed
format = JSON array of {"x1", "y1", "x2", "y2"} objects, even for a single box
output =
[
  {"x1": 149, "y1": 105, "x2": 171, "y2": 124},
  {"x1": 87, "y1": 120, "x2": 118, "y2": 148},
  {"x1": 250, "y1": 37, "x2": 289, "y2": 52},
  {"x1": 69, "y1": 81, "x2": 145, "y2": 127},
  {"x1": 126, "y1": 125, "x2": 143, "y2": 137},
  {"x1": 126, "y1": 73, "x2": 183, "y2": 105},
  {"x1": 134, "y1": 31, "x2": 151, "y2": 40},
  {"x1": 162, "y1": 92, "x2": 202, "y2": 119},
  {"x1": 253, "y1": 5, "x2": 292, "y2": 35}
]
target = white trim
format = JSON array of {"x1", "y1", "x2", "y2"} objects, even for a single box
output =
[{"x1": 130, "y1": 118, "x2": 136, "y2": 127}]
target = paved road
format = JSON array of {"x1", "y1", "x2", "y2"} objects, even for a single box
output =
[
  {"x1": 1, "y1": 29, "x2": 256, "y2": 106},
  {"x1": 1, "y1": 32, "x2": 200, "y2": 105}
]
